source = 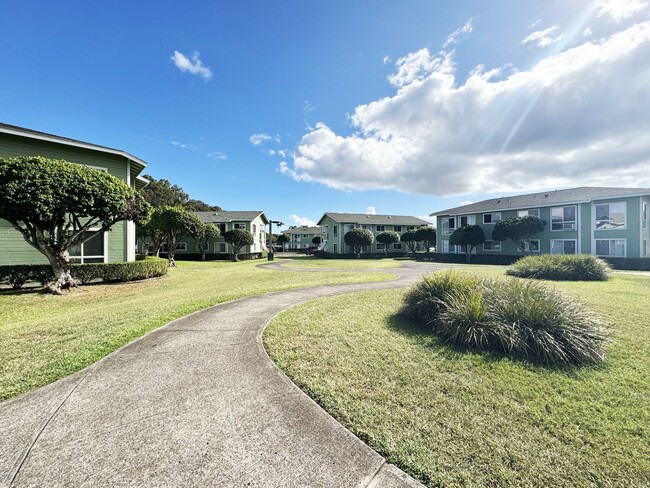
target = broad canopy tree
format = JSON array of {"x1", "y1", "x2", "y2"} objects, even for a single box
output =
[
  {"x1": 223, "y1": 228, "x2": 254, "y2": 261},
  {"x1": 400, "y1": 230, "x2": 419, "y2": 255},
  {"x1": 312, "y1": 235, "x2": 322, "y2": 246},
  {"x1": 0, "y1": 156, "x2": 150, "y2": 293},
  {"x1": 196, "y1": 222, "x2": 221, "y2": 261},
  {"x1": 449, "y1": 225, "x2": 486, "y2": 263},
  {"x1": 277, "y1": 233, "x2": 291, "y2": 250},
  {"x1": 376, "y1": 230, "x2": 400, "y2": 257},
  {"x1": 492, "y1": 216, "x2": 546, "y2": 253},
  {"x1": 344, "y1": 228, "x2": 374, "y2": 258},
  {"x1": 414, "y1": 226, "x2": 437, "y2": 254},
  {"x1": 149, "y1": 206, "x2": 204, "y2": 264}
]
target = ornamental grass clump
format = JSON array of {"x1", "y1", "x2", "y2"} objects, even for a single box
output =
[
  {"x1": 402, "y1": 272, "x2": 609, "y2": 366},
  {"x1": 507, "y1": 254, "x2": 610, "y2": 281},
  {"x1": 400, "y1": 271, "x2": 481, "y2": 326}
]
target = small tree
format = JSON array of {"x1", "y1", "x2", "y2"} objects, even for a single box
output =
[
  {"x1": 312, "y1": 235, "x2": 322, "y2": 247},
  {"x1": 0, "y1": 156, "x2": 150, "y2": 293},
  {"x1": 195, "y1": 222, "x2": 220, "y2": 261},
  {"x1": 376, "y1": 231, "x2": 400, "y2": 257},
  {"x1": 137, "y1": 218, "x2": 166, "y2": 257},
  {"x1": 277, "y1": 233, "x2": 291, "y2": 251},
  {"x1": 400, "y1": 230, "x2": 419, "y2": 255},
  {"x1": 492, "y1": 216, "x2": 546, "y2": 253},
  {"x1": 224, "y1": 228, "x2": 254, "y2": 261},
  {"x1": 150, "y1": 207, "x2": 204, "y2": 264},
  {"x1": 344, "y1": 228, "x2": 374, "y2": 258},
  {"x1": 414, "y1": 226, "x2": 437, "y2": 255},
  {"x1": 449, "y1": 225, "x2": 486, "y2": 263}
]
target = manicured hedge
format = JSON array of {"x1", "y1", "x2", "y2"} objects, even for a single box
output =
[
  {"x1": 602, "y1": 257, "x2": 650, "y2": 271},
  {"x1": 0, "y1": 258, "x2": 168, "y2": 289},
  {"x1": 401, "y1": 270, "x2": 609, "y2": 366},
  {"x1": 160, "y1": 252, "x2": 267, "y2": 261},
  {"x1": 507, "y1": 254, "x2": 610, "y2": 281},
  {"x1": 414, "y1": 253, "x2": 522, "y2": 265}
]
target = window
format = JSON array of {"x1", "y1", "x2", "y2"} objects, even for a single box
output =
[
  {"x1": 518, "y1": 209, "x2": 540, "y2": 218},
  {"x1": 483, "y1": 213, "x2": 502, "y2": 224},
  {"x1": 394, "y1": 226, "x2": 402, "y2": 232},
  {"x1": 550, "y1": 240, "x2": 576, "y2": 255},
  {"x1": 376, "y1": 243, "x2": 384, "y2": 250},
  {"x1": 234, "y1": 223, "x2": 246, "y2": 229},
  {"x1": 459, "y1": 215, "x2": 476, "y2": 227},
  {"x1": 161, "y1": 242, "x2": 186, "y2": 252},
  {"x1": 217, "y1": 223, "x2": 226, "y2": 233},
  {"x1": 333, "y1": 225, "x2": 338, "y2": 237},
  {"x1": 303, "y1": 234, "x2": 309, "y2": 238},
  {"x1": 442, "y1": 241, "x2": 450, "y2": 253},
  {"x1": 216, "y1": 242, "x2": 227, "y2": 253},
  {"x1": 595, "y1": 202, "x2": 625, "y2": 229},
  {"x1": 483, "y1": 240, "x2": 502, "y2": 251},
  {"x1": 442, "y1": 217, "x2": 455, "y2": 235},
  {"x1": 69, "y1": 232, "x2": 105, "y2": 263},
  {"x1": 333, "y1": 243, "x2": 338, "y2": 254},
  {"x1": 393, "y1": 243, "x2": 403, "y2": 250},
  {"x1": 376, "y1": 225, "x2": 385, "y2": 232},
  {"x1": 595, "y1": 239, "x2": 625, "y2": 257},
  {"x1": 252, "y1": 224, "x2": 257, "y2": 234},
  {"x1": 551, "y1": 206, "x2": 576, "y2": 231},
  {"x1": 644, "y1": 239, "x2": 647, "y2": 257},
  {"x1": 522, "y1": 240, "x2": 540, "y2": 252},
  {"x1": 643, "y1": 202, "x2": 648, "y2": 229}
]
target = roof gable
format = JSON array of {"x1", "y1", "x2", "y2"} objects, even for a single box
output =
[
  {"x1": 193, "y1": 211, "x2": 268, "y2": 224},
  {"x1": 318, "y1": 212, "x2": 431, "y2": 226}
]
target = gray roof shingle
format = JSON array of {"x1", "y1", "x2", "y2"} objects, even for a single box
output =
[
  {"x1": 319, "y1": 212, "x2": 431, "y2": 226},
  {"x1": 431, "y1": 187, "x2": 650, "y2": 216},
  {"x1": 281, "y1": 226, "x2": 322, "y2": 235},
  {"x1": 193, "y1": 211, "x2": 268, "y2": 224}
]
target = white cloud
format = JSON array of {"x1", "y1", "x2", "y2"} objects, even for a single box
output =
[
  {"x1": 443, "y1": 19, "x2": 473, "y2": 48},
  {"x1": 366, "y1": 206, "x2": 376, "y2": 215},
  {"x1": 383, "y1": 55, "x2": 392, "y2": 64},
  {"x1": 281, "y1": 22, "x2": 650, "y2": 196},
  {"x1": 304, "y1": 100, "x2": 314, "y2": 113},
  {"x1": 522, "y1": 25, "x2": 563, "y2": 47},
  {"x1": 207, "y1": 151, "x2": 227, "y2": 161},
  {"x1": 583, "y1": 27, "x2": 593, "y2": 37},
  {"x1": 250, "y1": 133, "x2": 272, "y2": 145},
  {"x1": 289, "y1": 214, "x2": 317, "y2": 227},
  {"x1": 529, "y1": 19, "x2": 542, "y2": 29},
  {"x1": 597, "y1": 0, "x2": 648, "y2": 23},
  {"x1": 171, "y1": 140, "x2": 194, "y2": 149},
  {"x1": 170, "y1": 51, "x2": 212, "y2": 81}
]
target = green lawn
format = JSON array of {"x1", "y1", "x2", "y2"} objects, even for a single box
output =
[
  {"x1": 264, "y1": 269, "x2": 650, "y2": 486},
  {"x1": 0, "y1": 260, "x2": 395, "y2": 402},
  {"x1": 278, "y1": 257, "x2": 403, "y2": 269}
]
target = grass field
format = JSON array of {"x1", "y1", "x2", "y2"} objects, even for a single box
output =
[
  {"x1": 0, "y1": 260, "x2": 394, "y2": 402},
  {"x1": 278, "y1": 256, "x2": 403, "y2": 269},
  {"x1": 264, "y1": 268, "x2": 650, "y2": 486}
]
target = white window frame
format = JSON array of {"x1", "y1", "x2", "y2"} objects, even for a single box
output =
[
  {"x1": 595, "y1": 201, "x2": 626, "y2": 230},
  {"x1": 234, "y1": 223, "x2": 246, "y2": 230},
  {"x1": 394, "y1": 226, "x2": 402, "y2": 232},
  {"x1": 483, "y1": 240, "x2": 502, "y2": 252},
  {"x1": 643, "y1": 239, "x2": 648, "y2": 257},
  {"x1": 643, "y1": 201, "x2": 648, "y2": 230},
  {"x1": 483, "y1": 213, "x2": 501, "y2": 225},
  {"x1": 595, "y1": 239, "x2": 626, "y2": 258},
  {"x1": 215, "y1": 242, "x2": 227, "y2": 253},
  {"x1": 518, "y1": 209, "x2": 540, "y2": 218},
  {"x1": 376, "y1": 225, "x2": 385, "y2": 232},
  {"x1": 522, "y1": 239, "x2": 541, "y2": 253},
  {"x1": 551, "y1": 206, "x2": 577, "y2": 231},
  {"x1": 442, "y1": 240, "x2": 450, "y2": 253},
  {"x1": 459, "y1": 215, "x2": 476, "y2": 227},
  {"x1": 376, "y1": 243, "x2": 384, "y2": 250},
  {"x1": 550, "y1": 239, "x2": 577, "y2": 255},
  {"x1": 393, "y1": 242, "x2": 402, "y2": 250},
  {"x1": 69, "y1": 229, "x2": 108, "y2": 264},
  {"x1": 442, "y1": 217, "x2": 455, "y2": 235}
]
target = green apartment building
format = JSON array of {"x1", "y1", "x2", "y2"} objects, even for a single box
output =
[
  {"x1": 317, "y1": 212, "x2": 431, "y2": 255},
  {"x1": 161, "y1": 211, "x2": 269, "y2": 258},
  {"x1": 0, "y1": 123, "x2": 149, "y2": 265},
  {"x1": 432, "y1": 187, "x2": 650, "y2": 259},
  {"x1": 281, "y1": 226, "x2": 323, "y2": 250}
]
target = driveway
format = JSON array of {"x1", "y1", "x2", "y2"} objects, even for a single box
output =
[{"x1": 1, "y1": 262, "x2": 439, "y2": 487}]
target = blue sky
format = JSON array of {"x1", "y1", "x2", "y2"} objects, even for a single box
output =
[{"x1": 2, "y1": 0, "x2": 649, "y2": 229}]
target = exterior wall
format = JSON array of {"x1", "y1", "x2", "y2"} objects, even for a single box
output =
[
  {"x1": 0, "y1": 133, "x2": 137, "y2": 265},
  {"x1": 320, "y1": 216, "x2": 424, "y2": 255},
  {"x1": 285, "y1": 232, "x2": 322, "y2": 249},
  {"x1": 436, "y1": 195, "x2": 648, "y2": 259}
]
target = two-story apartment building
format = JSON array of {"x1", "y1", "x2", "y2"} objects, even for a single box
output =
[
  {"x1": 162, "y1": 211, "x2": 269, "y2": 258},
  {"x1": 0, "y1": 123, "x2": 149, "y2": 265},
  {"x1": 317, "y1": 212, "x2": 431, "y2": 255},
  {"x1": 432, "y1": 187, "x2": 650, "y2": 259},
  {"x1": 281, "y1": 226, "x2": 323, "y2": 250}
]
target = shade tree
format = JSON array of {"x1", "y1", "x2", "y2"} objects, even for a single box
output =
[{"x1": 344, "y1": 228, "x2": 374, "y2": 258}]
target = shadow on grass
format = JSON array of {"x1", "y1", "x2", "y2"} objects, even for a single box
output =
[{"x1": 385, "y1": 311, "x2": 601, "y2": 376}]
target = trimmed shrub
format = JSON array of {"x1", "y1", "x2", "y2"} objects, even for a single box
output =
[
  {"x1": 402, "y1": 272, "x2": 609, "y2": 366},
  {"x1": 507, "y1": 254, "x2": 610, "y2": 281},
  {"x1": 0, "y1": 258, "x2": 168, "y2": 289},
  {"x1": 400, "y1": 271, "x2": 481, "y2": 326}
]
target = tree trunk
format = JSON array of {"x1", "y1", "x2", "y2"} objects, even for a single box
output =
[
  {"x1": 201, "y1": 243, "x2": 206, "y2": 261},
  {"x1": 45, "y1": 251, "x2": 76, "y2": 294},
  {"x1": 465, "y1": 247, "x2": 471, "y2": 264},
  {"x1": 232, "y1": 247, "x2": 239, "y2": 261}
]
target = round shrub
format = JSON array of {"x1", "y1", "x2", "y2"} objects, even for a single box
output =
[
  {"x1": 402, "y1": 273, "x2": 609, "y2": 366},
  {"x1": 506, "y1": 254, "x2": 610, "y2": 281},
  {"x1": 400, "y1": 271, "x2": 481, "y2": 326}
]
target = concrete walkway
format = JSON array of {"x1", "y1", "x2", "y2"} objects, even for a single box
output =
[{"x1": 1, "y1": 263, "x2": 440, "y2": 487}]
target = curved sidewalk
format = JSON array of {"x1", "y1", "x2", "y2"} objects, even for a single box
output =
[{"x1": 0, "y1": 263, "x2": 438, "y2": 487}]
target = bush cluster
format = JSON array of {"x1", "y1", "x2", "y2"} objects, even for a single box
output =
[
  {"x1": 506, "y1": 254, "x2": 610, "y2": 281},
  {"x1": 0, "y1": 258, "x2": 168, "y2": 289},
  {"x1": 401, "y1": 271, "x2": 609, "y2": 366}
]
